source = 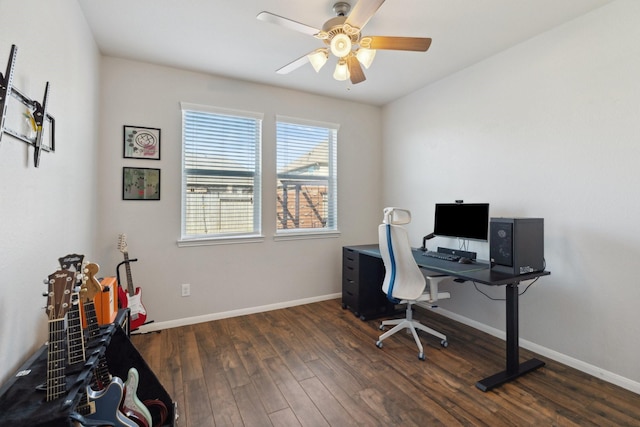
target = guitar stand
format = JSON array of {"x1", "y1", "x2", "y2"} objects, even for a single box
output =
[
  {"x1": 0, "y1": 311, "x2": 176, "y2": 426},
  {"x1": 116, "y1": 258, "x2": 138, "y2": 289},
  {"x1": 116, "y1": 259, "x2": 155, "y2": 333}
]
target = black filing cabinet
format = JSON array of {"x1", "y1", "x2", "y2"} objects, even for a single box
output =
[{"x1": 342, "y1": 245, "x2": 397, "y2": 320}]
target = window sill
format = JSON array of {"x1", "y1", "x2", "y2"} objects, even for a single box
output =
[
  {"x1": 273, "y1": 230, "x2": 341, "y2": 241},
  {"x1": 177, "y1": 234, "x2": 265, "y2": 247}
]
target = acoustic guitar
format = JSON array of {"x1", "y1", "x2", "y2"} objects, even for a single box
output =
[
  {"x1": 45, "y1": 269, "x2": 75, "y2": 402},
  {"x1": 58, "y1": 253, "x2": 86, "y2": 366},
  {"x1": 117, "y1": 234, "x2": 148, "y2": 330}
]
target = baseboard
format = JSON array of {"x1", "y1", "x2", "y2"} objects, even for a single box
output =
[
  {"x1": 433, "y1": 307, "x2": 640, "y2": 395},
  {"x1": 133, "y1": 292, "x2": 342, "y2": 334}
]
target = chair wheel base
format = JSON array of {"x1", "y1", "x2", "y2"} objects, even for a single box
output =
[
  {"x1": 376, "y1": 340, "x2": 383, "y2": 349},
  {"x1": 418, "y1": 352, "x2": 425, "y2": 361},
  {"x1": 441, "y1": 340, "x2": 448, "y2": 348}
]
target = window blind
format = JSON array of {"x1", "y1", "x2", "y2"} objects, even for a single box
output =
[
  {"x1": 276, "y1": 117, "x2": 338, "y2": 232},
  {"x1": 182, "y1": 104, "x2": 262, "y2": 239}
]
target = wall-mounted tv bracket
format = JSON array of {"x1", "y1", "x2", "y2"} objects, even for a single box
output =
[{"x1": 0, "y1": 44, "x2": 56, "y2": 167}]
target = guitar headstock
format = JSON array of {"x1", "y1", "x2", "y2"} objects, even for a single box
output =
[
  {"x1": 46, "y1": 269, "x2": 75, "y2": 320},
  {"x1": 58, "y1": 253, "x2": 85, "y2": 272},
  {"x1": 118, "y1": 233, "x2": 128, "y2": 254},
  {"x1": 81, "y1": 262, "x2": 103, "y2": 302}
]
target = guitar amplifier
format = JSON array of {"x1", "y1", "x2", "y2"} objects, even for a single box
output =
[{"x1": 95, "y1": 276, "x2": 119, "y2": 325}]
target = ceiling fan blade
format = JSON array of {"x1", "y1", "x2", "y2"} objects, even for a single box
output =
[
  {"x1": 257, "y1": 11, "x2": 320, "y2": 36},
  {"x1": 365, "y1": 36, "x2": 432, "y2": 52},
  {"x1": 345, "y1": 0, "x2": 385, "y2": 31},
  {"x1": 276, "y1": 54, "x2": 311, "y2": 74},
  {"x1": 347, "y1": 56, "x2": 366, "y2": 84}
]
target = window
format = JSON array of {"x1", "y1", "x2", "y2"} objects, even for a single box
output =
[
  {"x1": 181, "y1": 103, "x2": 262, "y2": 242},
  {"x1": 276, "y1": 116, "x2": 338, "y2": 235}
]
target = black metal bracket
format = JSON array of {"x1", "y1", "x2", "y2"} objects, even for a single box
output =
[
  {"x1": 0, "y1": 44, "x2": 56, "y2": 167},
  {"x1": 115, "y1": 258, "x2": 138, "y2": 289}
]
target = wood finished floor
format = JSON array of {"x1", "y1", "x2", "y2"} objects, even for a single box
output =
[{"x1": 132, "y1": 299, "x2": 640, "y2": 426}]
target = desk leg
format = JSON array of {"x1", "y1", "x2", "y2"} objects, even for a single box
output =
[{"x1": 476, "y1": 283, "x2": 545, "y2": 392}]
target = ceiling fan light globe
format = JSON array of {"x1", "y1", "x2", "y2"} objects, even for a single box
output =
[
  {"x1": 330, "y1": 33, "x2": 352, "y2": 58},
  {"x1": 333, "y1": 60, "x2": 350, "y2": 81},
  {"x1": 356, "y1": 48, "x2": 376, "y2": 69},
  {"x1": 308, "y1": 49, "x2": 329, "y2": 72}
]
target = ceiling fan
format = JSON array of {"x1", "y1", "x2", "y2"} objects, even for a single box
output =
[{"x1": 257, "y1": 0, "x2": 432, "y2": 85}]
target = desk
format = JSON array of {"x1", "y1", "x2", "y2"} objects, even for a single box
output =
[{"x1": 345, "y1": 244, "x2": 550, "y2": 392}]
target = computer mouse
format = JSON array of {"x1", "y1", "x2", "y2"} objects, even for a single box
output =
[{"x1": 458, "y1": 257, "x2": 472, "y2": 264}]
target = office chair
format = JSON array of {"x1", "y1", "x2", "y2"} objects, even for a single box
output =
[{"x1": 376, "y1": 207, "x2": 450, "y2": 360}]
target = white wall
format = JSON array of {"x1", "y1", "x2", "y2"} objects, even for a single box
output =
[
  {"x1": 383, "y1": 0, "x2": 640, "y2": 390},
  {"x1": 0, "y1": 0, "x2": 100, "y2": 384},
  {"x1": 95, "y1": 58, "x2": 382, "y2": 326}
]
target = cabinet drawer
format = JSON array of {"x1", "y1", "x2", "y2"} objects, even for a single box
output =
[
  {"x1": 343, "y1": 248, "x2": 359, "y2": 269},
  {"x1": 342, "y1": 278, "x2": 359, "y2": 312},
  {"x1": 342, "y1": 276, "x2": 358, "y2": 297},
  {"x1": 343, "y1": 264, "x2": 358, "y2": 282}
]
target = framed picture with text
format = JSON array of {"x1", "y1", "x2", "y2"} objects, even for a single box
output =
[
  {"x1": 123, "y1": 125, "x2": 161, "y2": 160},
  {"x1": 122, "y1": 167, "x2": 161, "y2": 200}
]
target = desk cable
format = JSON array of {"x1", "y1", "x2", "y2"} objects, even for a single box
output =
[{"x1": 472, "y1": 277, "x2": 540, "y2": 301}]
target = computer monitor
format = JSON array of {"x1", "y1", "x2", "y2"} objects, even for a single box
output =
[{"x1": 433, "y1": 203, "x2": 490, "y2": 241}]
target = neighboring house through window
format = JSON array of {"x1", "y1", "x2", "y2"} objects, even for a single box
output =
[{"x1": 276, "y1": 116, "x2": 338, "y2": 236}]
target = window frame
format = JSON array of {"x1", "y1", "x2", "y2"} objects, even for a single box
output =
[
  {"x1": 178, "y1": 102, "x2": 264, "y2": 247},
  {"x1": 274, "y1": 115, "x2": 340, "y2": 241}
]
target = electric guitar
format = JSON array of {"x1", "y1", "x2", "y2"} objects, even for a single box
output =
[
  {"x1": 122, "y1": 368, "x2": 153, "y2": 427},
  {"x1": 117, "y1": 234, "x2": 148, "y2": 330},
  {"x1": 85, "y1": 263, "x2": 152, "y2": 426},
  {"x1": 80, "y1": 262, "x2": 149, "y2": 427}
]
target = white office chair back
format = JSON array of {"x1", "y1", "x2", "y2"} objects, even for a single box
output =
[{"x1": 378, "y1": 208, "x2": 426, "y2": 301}]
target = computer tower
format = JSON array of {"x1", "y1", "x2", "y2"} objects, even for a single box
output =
[{"x1": 490, "y1": 218, "x2": 544, "y2": 275}]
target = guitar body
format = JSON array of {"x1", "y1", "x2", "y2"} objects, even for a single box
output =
[
  {"x1": 86, "y1": 377, "x2": 139, "y2": 427},
  {"x1": 123, "y1": 367, "x2": 153, "y2": 427},
  {"x1": 127, "y1": 287, "x2": 147, "y2": 330},
  {"x1": 118, "y1": 284, "x2": 128, "y2": 310}
]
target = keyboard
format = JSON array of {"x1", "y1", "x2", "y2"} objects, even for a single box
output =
[{"x1": 422, "y1": 251, "x2": 460, "y2": 262}]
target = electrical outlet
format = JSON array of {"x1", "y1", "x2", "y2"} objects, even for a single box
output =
[{"x1": 181, "y1": 283, "x2": 191, "y2": 297}]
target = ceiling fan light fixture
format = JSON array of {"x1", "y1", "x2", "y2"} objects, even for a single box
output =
[
  {"x1": 308, "y1": 49, "x2": 329, "y2": 72},
  {"x1": 356, "y1": 48, "x2": 376, "y2": 69},
  {"x1": 333, "y1": 59, "x2": 350, "y2": 81},
  {"x1": 330, "y1": 33, "x2": 352, "y2": 58}
]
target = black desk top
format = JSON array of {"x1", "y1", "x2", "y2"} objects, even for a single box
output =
[{"x1": 351, "y1": 244, "x2": 550, "y2": 286}]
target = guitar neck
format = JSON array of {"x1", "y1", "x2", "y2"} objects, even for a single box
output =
[
  {"x1": 67, "y1": 293, "x2": 86, "y2": 366},
  {"x1": 123, "y1": 251, "x2": 135, "y2": 296},
  {"x1": 83, "y1": 300, "x2": 101, "y2": 341},
  {"x1": 82, "y1": 299, "x2": 112, "y2": 389},
  {"x1": 47, "y1": 318, "x2": 67, "y2": 401}
]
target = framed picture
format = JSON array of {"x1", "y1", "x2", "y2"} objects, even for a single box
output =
[
  {"x1": 123, "y1": 125, "x2": 161, "y2": 160},
  {"x1": 122, "y1": 167, "x2": 161, "y2": 200}
]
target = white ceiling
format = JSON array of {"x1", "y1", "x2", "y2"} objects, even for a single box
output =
[{"x1": 77, "y1": 0, "x2": 614, "y2": 106}]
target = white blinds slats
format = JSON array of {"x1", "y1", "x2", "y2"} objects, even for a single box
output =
[{"x1": 182, "y1": 108, "x2": 262, "y2": 238}]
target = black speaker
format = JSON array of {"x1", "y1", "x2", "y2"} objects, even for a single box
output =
[{"x1": 490, "y1": 218, "x2": 544, "y2": 275}]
